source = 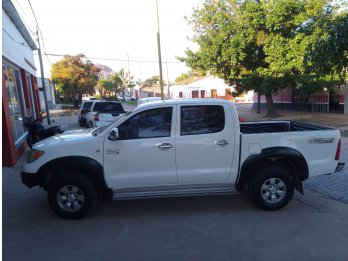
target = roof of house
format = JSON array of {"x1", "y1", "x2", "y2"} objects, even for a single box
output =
[{"x1": 3, "y1": 0, "x2": 37, "y2": 50}]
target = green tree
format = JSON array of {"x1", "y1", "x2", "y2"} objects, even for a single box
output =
[
  {"x1": 105, "y1": 69, "x2": 135, "y2": 100},
  {"x1": 305, "y1": 12, "x2": 348, "y2": 86},
  {"x1": 182, "y1": 0, "x2": 341, "y2": 116},
  {"x1": 144, "y1": 76, "x2": 160, "y2": 86},
  {"x1": 51, "y1": 54, "x2": 100, "y2": 107}
]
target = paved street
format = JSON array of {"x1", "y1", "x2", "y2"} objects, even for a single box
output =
[
  {"x1": 3, "y1": 102, "x2": 348, "y2": 261},
  {"x1": 3, "y1": 155, "x2": 348, "y2": 261}
]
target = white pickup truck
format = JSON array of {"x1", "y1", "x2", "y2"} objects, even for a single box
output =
[{"x1": 21, "y1": 99, "x2": 345, "y2": 219}]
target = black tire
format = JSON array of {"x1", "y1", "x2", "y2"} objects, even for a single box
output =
[
  {"x1": 249, "y1": 165, "x2": 294, "y2": 210},
  {"x1": 48, "y1": 174, "x2": 98, "y2": 219}
]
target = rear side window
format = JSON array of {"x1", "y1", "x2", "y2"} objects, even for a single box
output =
[
  {"x1": 180, "y1": 105, "x2": 225, "y2": 136},
  {"x1": 93, "y1": 102, "x2": 124, "y2": 113}
]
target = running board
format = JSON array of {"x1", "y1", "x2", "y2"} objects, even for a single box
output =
[{"x1": 112, "y1": 183, "x2": 239, "y2": 200}]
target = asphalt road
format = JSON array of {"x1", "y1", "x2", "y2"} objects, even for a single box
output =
[{"x1": 3, "y1": 102, "x2": 348, "y2": 260}]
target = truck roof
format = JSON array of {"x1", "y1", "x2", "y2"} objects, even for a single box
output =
[{"x1": 136, "y1": 98, "x2": 233, "y2": 110}]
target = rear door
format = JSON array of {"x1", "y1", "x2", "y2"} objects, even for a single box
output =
[{"x1": 176, "y1": 104, "x2": 235, "y2": 184}]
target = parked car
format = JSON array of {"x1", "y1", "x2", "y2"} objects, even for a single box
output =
[
  {"x1": 21, "y1": 99, "x2": 345, "y2": 219},
  {"x1": 85, "y1": 101, "x2": 125, "y2": 128},
  {"x1": 78, "y1": 101, "x2": 94, "y2": 127},
  {"x1": 137, "y1": 97, "x2": 162, "y2": 106},
  {"x1": 118, "y1": 96, "x2": 135, "y2": 102}
]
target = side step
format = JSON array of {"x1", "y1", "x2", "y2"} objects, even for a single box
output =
[{"x1": 112, "y1": 183, "x2": 239, "y2": 200}]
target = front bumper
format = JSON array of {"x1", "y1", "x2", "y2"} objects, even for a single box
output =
[
  {"x1": 20, "y1": 168, "x2": 40, "y2": 188},
  {"x1": 335, "y1": 162, "x2": 345, "y2": 172}
]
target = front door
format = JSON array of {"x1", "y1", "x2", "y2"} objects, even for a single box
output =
[
  {"x1": 103, "y1": 106, "x2": 177, "y2": 189},
  {"x1": 176, "y1": 104, "x2": 235, "y2": 184}
]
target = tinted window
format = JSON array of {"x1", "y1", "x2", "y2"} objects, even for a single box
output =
[
  {"x1": 181, "y1": 105, "x2": 225, "y2": 136},
  {"x1": 82, "y1": 101, "x2": 93, "y2": 110},
  {"x1": 93, "y1": 102, "x2": 124, "y2": 113},
  {"x1": 118, "y1": 107, "x2": 173, "y2": 140}
]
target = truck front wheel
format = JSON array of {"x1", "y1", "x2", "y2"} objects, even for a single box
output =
[
  {"x1": 249, "y1": 165, "x2": 294, "y2": 210},
  {"x1": 48, "y1": 174, "x2": 98, "y2": 219}
]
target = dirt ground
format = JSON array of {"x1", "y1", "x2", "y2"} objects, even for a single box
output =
[{"x1": 235, "y1": 103, "x2": 348, "y2": 137}]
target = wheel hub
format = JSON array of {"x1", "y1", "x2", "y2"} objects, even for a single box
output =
[
  {"x1": 261, "y1": 178, "x2": 286, "y2": 204},
  {"x1": 57, "y1": 185, "x2": 85, "y2": 212}
]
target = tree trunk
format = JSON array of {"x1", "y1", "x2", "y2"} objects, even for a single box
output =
[
  {"x1": 257, "y1": 92, "x2": 261, "y2": 113},
  {"x1": 265, "y1": 92, "x2": 280, "y2": 117}
]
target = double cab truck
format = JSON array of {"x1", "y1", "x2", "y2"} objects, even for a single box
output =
[{"x1": 21, "y1": 99, "x2": 345, "y2": 219}]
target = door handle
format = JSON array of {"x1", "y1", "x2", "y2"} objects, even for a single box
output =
[
  {"x1": 215, "y1": 139, "x2": 229, "y2": 146},
  {"x1": 156, "y1": 143, "x2": 173, "y2": 151}
]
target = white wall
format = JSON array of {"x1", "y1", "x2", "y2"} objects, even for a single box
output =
[{"x1": 2, "y1": 10, "x2": 36, "y2": 76}]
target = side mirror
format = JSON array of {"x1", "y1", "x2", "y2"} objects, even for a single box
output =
[{"x1": 108, "y1": 128, "x2": 119, "y2": 141}]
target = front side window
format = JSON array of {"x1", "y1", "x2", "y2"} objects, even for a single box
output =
[
  {"x1": 118, "y1": 107, "x2": 173, "y2": 140},
  {"x1": 180, "y1": 105, "x2": 225, "y2": 136},
  {"x1": 3, "y1": 61, "x2": 26, "y2": 144}
]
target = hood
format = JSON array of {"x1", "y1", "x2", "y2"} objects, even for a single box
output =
[{"x1": 34, "y1": 129, "x2": 94, "y2": 149}]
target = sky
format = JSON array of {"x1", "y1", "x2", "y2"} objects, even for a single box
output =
[{"x1": 12, "y1": 0, "x2": 202, "y2": 82}]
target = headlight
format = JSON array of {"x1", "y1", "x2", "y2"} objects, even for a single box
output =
[{"x1": 27, "y1": 149, "x2": 45, "y2": 163}]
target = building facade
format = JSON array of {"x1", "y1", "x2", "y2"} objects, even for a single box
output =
[
  {"x1": 37, "y1": 77, "x2": 56, "y2": 110},
  {"x1": 253, "y1": 85, "x2": 347, "y2": 113},
  {"x1": 2, "y1": 0, "x2": 40, "y2": 166}
]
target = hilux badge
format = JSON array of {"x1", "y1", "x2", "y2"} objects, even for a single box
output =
[{"x1": 308, "y1": 138, "x2": 334, "y2": 144}]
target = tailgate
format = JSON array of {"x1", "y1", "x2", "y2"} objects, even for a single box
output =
[{"x1": 99, "y1": 112, "x2": 123, "y2": 123}]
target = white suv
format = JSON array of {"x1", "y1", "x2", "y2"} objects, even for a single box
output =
[{"x1": 85, "y1": 101, "x2": 125, "y2": 128}]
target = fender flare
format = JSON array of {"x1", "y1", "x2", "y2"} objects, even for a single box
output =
[
  {"x1": 236, "y1": 147, "x2": 309, "y2": 194},
  {"x1": 37, "y1": 156, "x2": 112, "y2": 200}
]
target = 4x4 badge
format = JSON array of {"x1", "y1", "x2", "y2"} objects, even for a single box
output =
[{"x1": 106, "y1": 149, "x2": 120, "y2": 155}]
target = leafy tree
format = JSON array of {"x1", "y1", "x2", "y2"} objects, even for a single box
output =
[
  {"x1": 182, "y1": 0, "x2": 342, "y2": 116},
  {"x1": 114, "y1": 68, "x2": 134, "y2": 100},
  {"x1": 144, "y1": 76, "x2": 160, "y2": 86},
  {"x1": 51, "y1": 54, "x2": 100, "y2": 107},
  {"x1": 305, "y1": 12, "x2": 348, "y2": 86}
]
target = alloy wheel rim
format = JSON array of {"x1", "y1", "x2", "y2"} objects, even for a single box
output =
[
  {"x1": 57, "y1": 185, "x2": 85, "y2": 212},
  {"x1": 261, "y1": 178, "x2": 286, "y2": 204}
]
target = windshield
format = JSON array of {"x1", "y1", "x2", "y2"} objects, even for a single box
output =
[
  {"x1": 92, "y1": 125, "x2": 111, "y2": 136},
  {"x1": 82, "y1": 101, "x2": 93, "y2": 110}
]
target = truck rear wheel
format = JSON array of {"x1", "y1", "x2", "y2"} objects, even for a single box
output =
[
  {"x1": 249, "y1": 165, "x2": 294, "y2": 210},
  {"x1": 48, "y1": 174, "x2": 98, "y2": 219}
]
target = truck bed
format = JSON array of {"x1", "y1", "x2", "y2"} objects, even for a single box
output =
[{"x1": 240, "y1": 121, "x2": 332, "y2": 134}]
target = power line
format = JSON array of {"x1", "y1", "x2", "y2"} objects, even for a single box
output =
[
  {"x1": 14, "y1": 0, "x2": 35, "y2": 34},
  {"x1": 42, "y1": 53, "x2": 184, "y2": 64},
  {"x1": 2, "y1": 28, "x2": 31, "y2": 47},
  {"x1": 27, "y1": 0, "x2": 52, "y2": 66}
]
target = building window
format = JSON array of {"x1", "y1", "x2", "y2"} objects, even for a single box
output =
[{"x1": 3, "y1": 60, "x2": 27, "y2": 145}]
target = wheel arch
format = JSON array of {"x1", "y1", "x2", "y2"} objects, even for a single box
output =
[
  {"x1": 37, "y1": 156, "x2": 112, "y2": 200},
  {"x1": 236, "y1": 147, "x2": 309, "y2": 194}
]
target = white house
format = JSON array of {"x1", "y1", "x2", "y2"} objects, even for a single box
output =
[{"x1": 170, "y1": 75, "x2": 254, "y2": 102}]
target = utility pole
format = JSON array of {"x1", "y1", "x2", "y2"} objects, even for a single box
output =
[
  {"x1": 36, "y1": 27, "x2": 51, "y2": 124},
  {"x1": 126, "y1": 53, "x2": 130, "y2": 97},
  {"x1": 156, "y1": 0, "x2": 164, "y2": 100},
  {"x1": 166, "y1": 60, "x2": 170, "y2": 99}
]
